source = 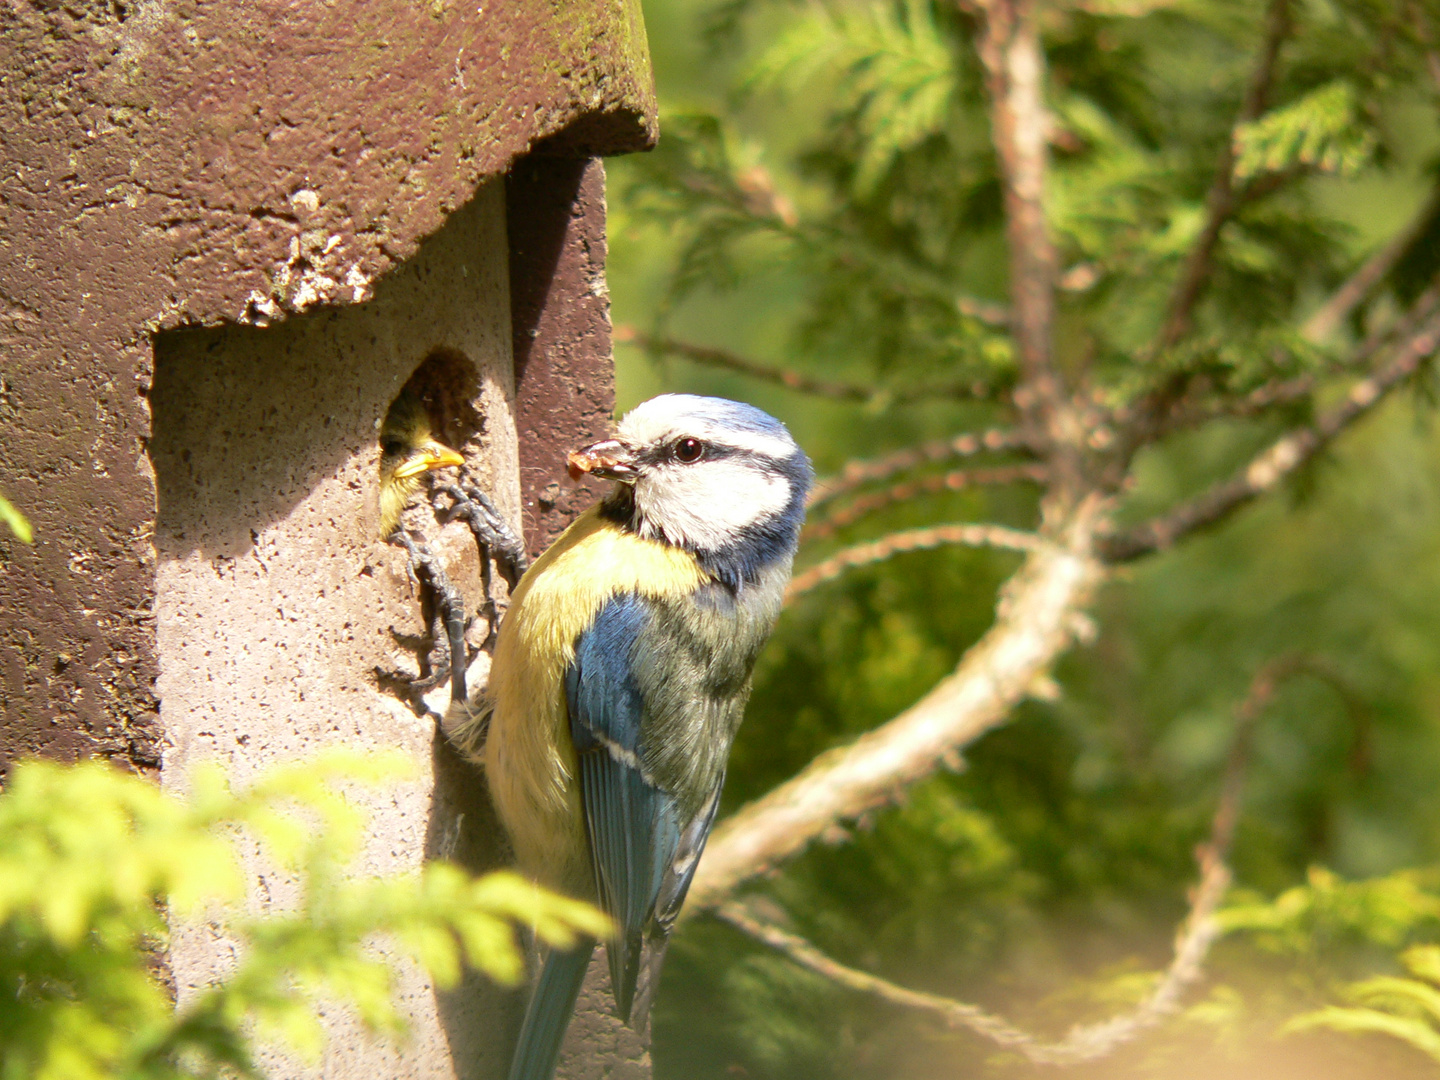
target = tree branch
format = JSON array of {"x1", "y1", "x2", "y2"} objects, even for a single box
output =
[
  {"x1": 972, "y1": 0, "x2": 1071, "y2": 475},
  {"x1": 1126, "y1": 164, "x2": 1428, "y2": 460},
  {"x1": 1407, "y1": 1, "x2": 1440, "y2": 96},
  {"x1": 1113, "y1": 1, "x2": 1294, "y2": 466},
  {"x1": 809, "y1": 428, "x2": 1034, "y2": 510},
  {"x1": 1151, "y1": 275, "x2": 1440, "y2": 439},
  {"x1": 615, "y1": 327, "x2": 993, "y2": 405},
  {"x1": 804, "y1": 465, "x2": 1048, "y2": 541},
  {"x1": 718, "y1": 855, "x2": 1228, "y2": 1065},
  {"x1": 1156, "y1": 0, "x2": 1291, "y2": 351},
  {"x1": 1103, "y1": 309, "x2": 1440, "y2": 562},
  {"x1": 686, "y1": 496, "x2": 1106, "y2": 911},
  {"x1": 1150, "y1": 374, "x2": 1316, "y2": 439},
  {"x1": 1300, "y1": 185, "x2": 1440, "y2": 345},
  {"x1": 710, "y1": 654, "x2": 1282, "y2": 1066},
  {"x1": 787, "y1": 523, "x2": 1043, "y2": 602},
  {"x1": 714, "y1": 900, "x2": 1054, "y2": 1058}
]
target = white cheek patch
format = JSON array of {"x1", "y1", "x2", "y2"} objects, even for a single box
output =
[{"x1": 634, "y1": 459, "x2": 791, "y2": 552}]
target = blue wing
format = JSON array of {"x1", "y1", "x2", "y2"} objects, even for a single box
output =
[
  {"x1": 565, "y1": 594, "x2": 686, "y2": 1021},
  {"x1": 629, "y1": 778, "x2": 723, "y2": 1033}
]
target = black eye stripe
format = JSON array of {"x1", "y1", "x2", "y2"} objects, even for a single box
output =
[{"x1": 637, "y1": 441, "x2": 791, "y2": 469}]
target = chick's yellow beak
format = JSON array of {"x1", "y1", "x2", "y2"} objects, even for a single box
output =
[{"x1": 393, "y1": 440, "x2": 465, "y2": 480}]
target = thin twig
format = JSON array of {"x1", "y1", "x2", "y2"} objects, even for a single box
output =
[
  {"x1": 715, "y1": 901, "x2": 1051, "y2": 1056},
  {"x1": 1209, "y1": 653, "x2": 1369, "y2": 848},
  {"x1": 1151, "y1": 374, "x2": 1316, "y2": 438},
  {"x1": 1156, "y1": 0, "x2": 1291, "y2": 351},
  {"x1": 957, "y1": 293, "x2": 1012, "y2": 327},
  {"x1": 805, "y1": 465, "x2": 1048, "y2": 540},
  {"x1": 1301, "y1": 186, "x2": 1440, "y2": 344},
  {"x1": 616, "y1": 327, "x2": 992, "y2": 404},
  {"x1": 786, "y1": 523, "x2": 1043, "y2": 602},
  {"x1": 711, "y1": 659, "x2": 1286, "y2": 1066},
  {"x1": 1222, "y1": 654, "x2": 1372, "y2": 779},
  {"x1": 1150, "y1": 278, "x2": 1440, "y2": 439},
  {"x1": 716, "y1": 851, "x2": 1226, "y2": 1066},
  {"x1": 1104, "y1": 308, "x2": 1440, "y2": 562},
  {"x1": 809, "y1": 428, "x2": 1034, "y2": 510},
  {"x1": 1116, "y1": 0, "x2": 1295, "y2": 463}
]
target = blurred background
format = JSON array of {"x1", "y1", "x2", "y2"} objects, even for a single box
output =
[{"x1": 603, "y1": 1, "x2": 1440, "y2": 1076}]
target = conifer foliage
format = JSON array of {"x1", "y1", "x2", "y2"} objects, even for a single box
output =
[
  {"x1": 0, "y1": 753, "x2": 605, "y2": 1079},
  {"x1": 612, "y1": 0, "x2": 1440, "y2": 1075}
]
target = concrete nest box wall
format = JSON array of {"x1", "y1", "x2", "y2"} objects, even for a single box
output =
[
  {"x1": 0, "y1": 1, "x2": 656, "y2": 1076},
  {"x1": 152, "y1": 179, "x2": 519, "y2": 1079}
]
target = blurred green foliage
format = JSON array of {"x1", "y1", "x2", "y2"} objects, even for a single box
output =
[
  {"x1": 608, "y1": 0, "x2": 1440, "y2": 1076},
  {"x1": 0, "y1": 751, "x2": 606, "y2": 1080},
  {"x1": 0, "y1": 492, "x2": 31, "y2": 543},
  {"x1": 1287, "y1": 942, "x2": 1440, "y2": 1061}
]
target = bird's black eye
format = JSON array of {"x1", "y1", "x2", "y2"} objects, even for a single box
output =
[
  {"x1": 381, "y1": 438, "x2": 405, "y2": 459},
  {"x1": 673, "y1": 437, "x2": 705, "y2": 464}
]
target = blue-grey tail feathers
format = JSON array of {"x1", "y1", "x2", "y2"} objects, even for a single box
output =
[
  {"x1": 573, "y1": 739, "x2": 681, "y2": 1023},
  {"x1": 608, "y1": 926, "x2": 645, "y2": 1023},
  {"x1": 629, "y1": 931, "x2": 671, "y2": 1036},
  {"x1": 508, "y1": 939, "x2": 596, "y2": 1080}
]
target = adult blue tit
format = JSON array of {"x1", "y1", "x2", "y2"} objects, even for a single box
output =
[{"x1": 475, "y1": 393, "x2": 811, "y2": 1080}]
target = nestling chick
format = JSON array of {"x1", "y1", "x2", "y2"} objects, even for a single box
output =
[
  {"x1": 378, "y1": 390, "x2": 466, "y2": 536},
  {"x1": 458, "y1": 394, "x2": 812, "y2": 1080},
  {"x1": 377, "y1": 389, "x2": 470, "y2": 705}
]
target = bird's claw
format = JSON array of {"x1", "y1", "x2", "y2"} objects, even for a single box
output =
[
  {"x1": 437, "y1": 482, "x2": 530, "y2": 590},
  {"x1": 392, "y1": 531, "x2": 427, "y2": 591},
  {"x1": 387, "y1": 530, "x2": 470, "y2": 706}
]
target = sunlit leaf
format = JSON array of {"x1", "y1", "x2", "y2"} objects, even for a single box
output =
[{"x1": 0, "y1": 492, "x2": 31, "y2": 543}]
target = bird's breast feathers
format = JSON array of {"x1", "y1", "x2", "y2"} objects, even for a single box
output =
[
  {"x1": 483, "y1": 506, "x2": 713, "y2": 887},
  {"x1": 505, "y1": 505, "x2": 711, "y2": 655}
]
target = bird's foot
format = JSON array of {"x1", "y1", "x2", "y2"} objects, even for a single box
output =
[
  {"x1": 437, "y1": 482, "x2": 529, "y2": 591},
  {"x1": 388, "y1": 530, "x2": 471, "y2": 706}
]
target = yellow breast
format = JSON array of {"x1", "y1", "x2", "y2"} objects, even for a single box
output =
[{"x1": 483, "y1": 505, "x2": 708, "y2": 893}]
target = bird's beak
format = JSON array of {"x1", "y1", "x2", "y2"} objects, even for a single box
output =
[
  {"x1": 567, "y1": 439, "x2": 638, "y2": 483},
  {"x1": 392, "y1": 440, "x2": 465, "y2": 480}
]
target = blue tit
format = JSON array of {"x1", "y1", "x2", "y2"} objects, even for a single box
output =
[
  {"x1": 378, "y1": 389, "x2": 466, "y2": 537},
  {"x1": 473, "y1": 393, "x2": 811, "y2": 1080},
  {"x1": 378, "y1": 389, "x2": 469, "y2": 702}
]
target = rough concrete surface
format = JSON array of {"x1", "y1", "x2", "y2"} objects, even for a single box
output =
[
  {"x1": 0, "y1": 0, "x2": 655, "y2": 775},
  {"x1": 509, "y1": 158, "x2": 618, "y2": 558},
  {"x1": 557, "y1": 960, "x2": 653, "y2": 1080},
  {"x1": 153, "y1": 181, "x2": 518, "y2": 1079}
]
